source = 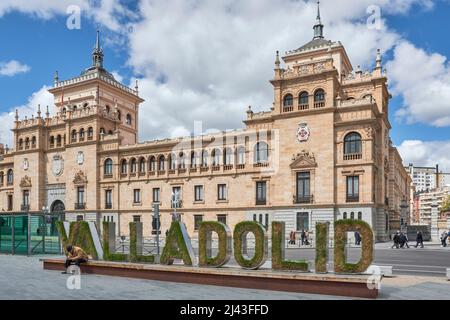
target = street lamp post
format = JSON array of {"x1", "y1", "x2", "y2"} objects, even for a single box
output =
[
  {"x1": 42, "y1": 206, "x2": 49, "y2": 254},
  {"x1": 152, "y1": 203, "x2": 160, "y2": 256}
]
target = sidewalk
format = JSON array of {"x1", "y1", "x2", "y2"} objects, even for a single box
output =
[{"x1": 375, "y1": 242, "x2": 450, "y2": 250}]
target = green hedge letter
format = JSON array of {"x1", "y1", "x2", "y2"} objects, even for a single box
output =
[
  {"x1": 271, "y1": 221, "x2": 310, "y2": 272},
  {"x1": 315, "y1": 222, "x2": 329, "y2": 273},
  {"x1": 334, "y1": 220, "x2": 374, "y2": 273},
  {"x1": 161, "y1": 221, "x2": 196, "y2": 266},
  {"x1": 198, "y1": 221, "x2": 232, "y2": 267},
  {"x1": 233, "y1": 221, "x2": 268, "y2": 270},
  {"x1": 56, "y1": 221, "x2": 99, "y2": 259}
]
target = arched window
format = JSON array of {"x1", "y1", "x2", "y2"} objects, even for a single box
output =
[
  {"x1": 79, "y1": 128, "x2": 85, "y2": 140},
  {"x1": 224, "y1": 148, "x2": 233, "y2": 165},
  {"x1": 149, "y1": 156, "x2": 157, "y2": 172},
  {"x1": 254, "y1": 142, "x2": 269, "y2": 164},
  {"x1": 237, "y1": 146, "x2": 246, "y2": 165},
  {"x1": 126, "y1": 114, "x2": 132, "y2": 125},
  {"x1": 283, "y1": 94, "x2": 294, "y2": 108},
  {"x1": 32, "y1": 136, "x2": 36, "y2": 147},
  {"x1": 120, "y1": 159, "x2": 128, "y2": 174},
  {"x1": 158, "y1": 155, "x2": 166, "y2": 171},
  {"x1": 49, "y1": 136, "x2": 55, "y2": 147},
  {"x1": 104, "y1": 159, "x2": 113, "y2": 175},
  {"x1": 71, "y1": 129, "x2": 77, "y2": 142},
  {"x1": 190, "y1": 152, "x2": 197, "y2": 168},
  {"x1": 62, "y1": 108, "x2": 67, "y2": 115},
  {"x1": 350, "y1": 212, "x2": 355, "y2": 220},
  {"x1": 0, "y1": 172, "x2": 4, "y2": 185},
  {"x1": 105, "y1": 105, "x2": 110, "y2": 114},
  {"x1": 343, "y1": 212, "x2": 347, "y2": 220},
  {"x1": 344, "y1": 132, "x2": 362, "y2": 155},
  {"x1": 139, "y1": 157, "x2": 146, "y2": 173},
  {"x1": 299, "y1": 91, "x2": 309, "y2": 105},
  {"x1": 212, "y1": 148, "x2": 222, "y2": 166},
  {"x1": 201, "y1": 150, "x2": 208, "y2": 167},
  {"x1": 358, "y1": 212, "x2": 362, "y2": 220},
  {"x1": 18, "y1": 139, "x2": 23, "y2": 150},
  {"x1": 130, "y1": 158, "x2": 137, "y2": 173},
  {"x1": 56, "y1": 135, "x2": 62, "y2": 147},
  {"x1": 25, "y1": 137, "x2": 30, "y2": 149},
  {"x1": 7, "y1": 169, "x2": 13, "y2": 185},
  {"x1": 87, "y1": 127, "x2": 94, "y2": 139},
  {"x1": 179, "y1": 152, "x2": 186, "y2": 169},
  {"x1": 169, "y1": 153, "x2": 177, "y2": 170},
  {"x1": 314, "y1": 89, "x2": 325, "y2": 102},
  {"x1": 73, "y1": 105, "x2": 78, "y2": 112}
]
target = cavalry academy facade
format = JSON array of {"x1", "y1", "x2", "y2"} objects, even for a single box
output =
[{"x1": 0, "y1": 8, "x2": 410, "y2": 242}]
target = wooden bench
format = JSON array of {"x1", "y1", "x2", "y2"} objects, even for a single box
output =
[{"x1": 42, "y1": 258, "x2": 380, "y2": 299}]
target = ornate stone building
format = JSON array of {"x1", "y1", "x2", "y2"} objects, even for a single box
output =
[{"x1": 0, "y1": 6, "x2": 410, "y2": 242}]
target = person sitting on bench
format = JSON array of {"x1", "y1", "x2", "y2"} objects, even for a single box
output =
[{"x1": 62, "y1": 245, "x2": 89, "y2": 274}]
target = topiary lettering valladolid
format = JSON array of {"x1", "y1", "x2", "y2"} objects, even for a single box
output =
[
  {"x1": 160, "y1": 221, "x2": 196, "y2": 266},
  {"x1": 129, "y1": 222, "x2": 155, "y2": 263},
  {"x1": 102, "y1": 222, "x2": 128, "y2": 262},
  {"x1": 198, "y1": 221, "x2": 232, "y2": 267},
  {"x1": 233, "y1": 221, "x2": 268, "y2": 270},
  {"x1": 315, "y1": 222, "x2": 329, "y2": 273},
  {"x1": 56, "y1": 221, "x2": 98, "y2": 259},
  {"x1": 271, "y1": 221, "x2": 309, "y2": 272},
  {"x1": 334, "y1": 219, "x2": 374, "y2": 274}
]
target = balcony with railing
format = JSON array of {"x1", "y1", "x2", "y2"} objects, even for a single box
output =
[
  {"x1": 171, "y1": 200, "x2": 183, "y2": 209},
  {"x1": 283, "y1": 106, "x2": 294, "y2": 112},
  {"x1": 314, "y1": 101, "x2": 325, "y2": 108},
  {"x1": 75, "y1": 203, "x2": 86, "y2": 210},
  {"x1": 294, "y1": 195, "x2": 314, "y2": 204},
  {"x1": 343, "y1": 153, "x2": 362, "y2": 161},
  {"x1": 298, "y1": 103, "x2": 309, "y2": 111},
  {"x1": 346, "y1": 195, "x2": 359, "y2": 203},
  {"x1": 224, "y1": 165, "x2": 233, "y2": 171}
]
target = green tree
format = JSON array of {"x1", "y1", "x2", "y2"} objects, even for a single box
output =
[{"x1": 441, "y1": 195, "x2": 450, "y2": 213}]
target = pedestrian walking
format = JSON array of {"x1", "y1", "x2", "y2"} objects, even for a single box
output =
[
  {"x1": 301, "y1": 229, "x2": 306, "y2": 246},
  {"x1": 441, "y1": 231, "x2": 448, "y2": 247},
  {"x1": 414, "y1": 231, "x2": 424, "y2": 248},
  {"x1": 354, "y1": 231, "x2": 361, "y2": 245},
  {"x1": 304, "y1": 231, "x2": 310, "y2": 246},
  {"x1": 400, "y1": 232, "x2": 409, "y2": 248}
]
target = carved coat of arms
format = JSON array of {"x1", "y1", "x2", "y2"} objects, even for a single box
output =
[
  {"x1": 52, "y1": 155, "x2": 64, "y2": 176},
  {"x1": 296, "y1": 123, "x2": 310, "y2": 142}
]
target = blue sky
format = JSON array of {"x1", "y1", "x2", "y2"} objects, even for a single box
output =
[{"x1": 0, "y1": 0, "x2": 449, "y2": 170}]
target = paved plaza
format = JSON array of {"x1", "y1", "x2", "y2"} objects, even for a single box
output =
[{"x1": 0, "y1": 255, "x2": 449, "y2": 300}]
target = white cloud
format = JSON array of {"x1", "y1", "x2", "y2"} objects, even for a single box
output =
[
  {"x1": 0, "y1": 60, "x2": 30, "y2": 76},
  {"x1": 127, "y1": 0, "x2": 415, "y2": 140},
  {"x1": 387, "y1": 41, "x2": 450, "y2": 127},
  {"x1": 397, "y1": 140, "x2": 450, "y2": 172},
  {"x1": 0, "y1": 86, "x2": 54, "y2": 147}
]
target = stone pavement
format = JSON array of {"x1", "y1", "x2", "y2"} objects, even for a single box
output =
[{"x1": 0, "y1": 255, "x2": 448, "y2": 300}]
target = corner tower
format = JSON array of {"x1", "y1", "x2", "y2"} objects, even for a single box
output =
[{"x1": 48, "y1": 31, "x2": 144, "y2": 145}]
